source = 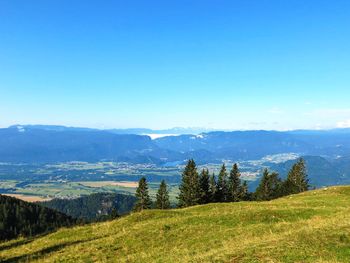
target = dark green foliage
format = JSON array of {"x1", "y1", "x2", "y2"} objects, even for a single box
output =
[
  {"x1": 255, "y1": 169, "x2": 282, "y2": 201},
  {"x1": 216, "y1": 164, "x2": 229, "y2": 202},
  {"x1": 0, "y1": 194, "x2": 75, "y2": 241},
  {"x1": 134, "y1": 177, "x2": 152, "y2": 212},
  {"x1": 156, "y1": 180, "x2": 170, "y2": 209},
  {"x1": 176, "y1": 159, "x2": 309, "y2": 207},
  {"x1": 282, "y1": 158, "x2": 309, "y2": 195},
  {"x1": 208, "y1": 174, "x2": 217, "y2": 202},
  {"x1": 228, "y1": 163, "x2": 242, "y2": 202},
  {"x1": 178, "y1": 159, "x2": 201, "y2": 207},
  {"x1": 199, "y1": 169, "x2": 211, "y2": 204},
  {"x1": 109, "y1": 208, "x2": 120, "y2": 219},
  {"x1": 42, "y1": 193, "x2": 136, "y2": 221},
  {"x1": 240, "y1": 181, "x2": 249, "y2": 201}
]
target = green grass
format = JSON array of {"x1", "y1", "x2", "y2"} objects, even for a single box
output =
[{"x1": 1, "y1": 186, "x2": 350, "y2": 262}]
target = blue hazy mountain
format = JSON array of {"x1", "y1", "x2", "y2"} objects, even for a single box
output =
[
  {"x1": 0, "y1": 125, "x2": 178, "y2": 163},
  {"x1": 1, "y1": 125, "x2": 350, "y2": 164}
]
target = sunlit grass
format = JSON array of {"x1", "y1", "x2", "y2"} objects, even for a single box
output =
[{"x1": 1, "y1": 186, "x2": 350, "y2": 262}]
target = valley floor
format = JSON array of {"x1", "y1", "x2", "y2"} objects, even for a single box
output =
[{"x1": 1, "y1": 186, "x2": 350, "y2": 262}]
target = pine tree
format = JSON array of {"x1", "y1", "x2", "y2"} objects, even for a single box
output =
[
  {"x1": 208, "y1": 173, "x2": 217, "y2": 203},
  {"x1": 156, "y1": 180, "x2": 170, "y2": 209},
  {"x1": 177, "y1": 159, "x2": 201, "y2": 207},
  {"x1": 216, "y1": 164, "x2": 229, "y2": 202},
  {"x1": 199, "y1": 169, "x2": 210, "y2": 204},
  {"x1": 283, "y1": 158, "x2": 309, "y2": 195},
  {"x1": 133, "y1": 177, "x2": 152, "y2": 212},
  {"x1": 228, "y1": 163, "x2": 241, "y2": 202},
  {"x1": 255, "y1": 169, "x2": 282, "y2": 201},
  {"x1": 240, "y1": 181, "x2": 249, "y2": 201}
]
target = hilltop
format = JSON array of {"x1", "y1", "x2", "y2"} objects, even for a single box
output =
[{"x1": 1, "y1": 186, "x2": 350, "y2": 262}]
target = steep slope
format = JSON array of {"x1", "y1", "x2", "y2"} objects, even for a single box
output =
[
  {"x1": 1, "y1": 187, "x2": 350, "y2": 262},
  {"x1": 0, "y1": 195, "x2": 75, "y2": 240}
]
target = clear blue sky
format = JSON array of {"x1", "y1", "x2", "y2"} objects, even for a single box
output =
[{"x1": 1, "y1": 0, "x2": 350, "y2": 130}]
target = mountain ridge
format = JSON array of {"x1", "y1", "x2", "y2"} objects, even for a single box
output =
[{"x1": 2, "y1": 125, "x2": 350, "y2": 164}]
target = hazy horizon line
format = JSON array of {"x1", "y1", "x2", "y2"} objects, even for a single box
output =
[{"x1": 2, "y1": 123, "x2": 349, "y2": 133}]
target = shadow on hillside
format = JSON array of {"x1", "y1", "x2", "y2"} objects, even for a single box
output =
[
  {"x1": 0, "y1": 235, "x2": 109, "y2": 263},
  {"x1": 0, "y1": 238, "x2": 36, "y2": 252},
  {"x1": 0, "y1": 224, "x2": 83, "y2": 253},
  {"x1": 0, "y1": 229, "x2": 67, "y2": 252}
]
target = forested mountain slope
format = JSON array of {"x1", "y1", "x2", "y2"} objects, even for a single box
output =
[
  {"x1": 41, "y1": 193, "x2": 136, "y2": 221},
  {"x1": 0, "y1": 195, "x2": 75, "y2": 241}
]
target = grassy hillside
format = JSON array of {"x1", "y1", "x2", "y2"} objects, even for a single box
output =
[{"x1": 1, "y1": 187, "x2": 350, "y2": 262}]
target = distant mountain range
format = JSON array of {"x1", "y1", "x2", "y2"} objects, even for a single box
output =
[
  {"x1": 1, "y1": 124, "x2": 350, "y2": 164},
  {"x1": 8, "y1": 125, "x2": 211, "y2": 135}
]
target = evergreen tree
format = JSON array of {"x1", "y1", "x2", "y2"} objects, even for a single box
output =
[
  {"x1": 240, "y1": 181, "x2": 249, "y2": 201},
  {"x1": 133, "y1": 177, "x2": 152, "y2": 212},
  {"x1": 255, "y1": 169, "x2": 282, "y2": 201},
  {"x1": 208, "y1": 173, "x2": 217, "y2": 203},
  {"x1": 282, "y1": 158, "x2": 309, "y2": 195},
  {"x1": 228, "y1": 163, "x2": 242, "y2": 202},
  {"x1": 199, "y1": 169, "x2": 210, "y2": 204},
  {"x1": 216, "y1": 164, "x2": 229, "y2": 202},
  {"x1": 177, "y1": 159, "x2": 201, "y2": 207},
  {"x1": 156, "y1": 180, "x2": 170, "y2": 209}
]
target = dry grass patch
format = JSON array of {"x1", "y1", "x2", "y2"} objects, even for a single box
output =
[
  {"x1": 2, "y1": 194, "x2": 52, "y2": 202},
  {"x1": 78, "y1": 181, "x2": 138, "y2": 188}
]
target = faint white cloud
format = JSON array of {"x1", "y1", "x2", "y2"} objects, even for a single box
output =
[
  {"x1": 337, "y1": 120, "x2": 350, "y2": 128},
  {"x1": 267, "y1": 107, "x2": 284, "y2": 114}
]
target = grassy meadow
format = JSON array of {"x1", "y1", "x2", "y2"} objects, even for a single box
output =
[{"x1": 1, "y1": 186, "x2": 350, "y2": 262}]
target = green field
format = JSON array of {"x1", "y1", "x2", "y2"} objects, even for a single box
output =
[
  {"x1": 0, "y1": 180, "x2": 179, "y2": 204},
  {"x1": 0, "y1": 159, "x2": 269, "y2": 204},
  {"x1": 1, "y1": 186, "x2": 350, "y2": 262}
]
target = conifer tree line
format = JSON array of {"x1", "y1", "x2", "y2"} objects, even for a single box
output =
[
  {"x1": 133, "y1": 178, "x2": 171, "y2": 212},
  {"x1": 133, "y1": 158, "x2": 309, "y2": 211},
  {"x1": 178, "y1": 160, "x2": 250, "y2": 207}
]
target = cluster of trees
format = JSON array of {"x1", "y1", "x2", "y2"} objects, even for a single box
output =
[
  {"x1": 133, "y1": 178, "x2": 171, "y2": 211},
  {"x1": 133, "y1": 158, "x2": 309, "y2": 211},
  {"x1": 178, "y1": 160, "x2": 249, "y2": 207},
  {"x1": 255, "y1": 158, "x2": 309, "y2": 200},
  {"x1": 0, "y1": 194, "x2": 76, "y2": 240}
]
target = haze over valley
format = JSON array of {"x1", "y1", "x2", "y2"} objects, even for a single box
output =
[{"x1": 1, "y1": 124, "x2": 350, "y2": 203}]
